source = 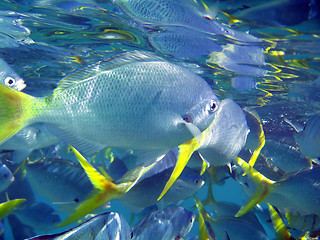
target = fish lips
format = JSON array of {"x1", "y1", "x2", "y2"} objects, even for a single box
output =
[{"x1": 182, "y1": 98, "x2": 220, "y2": 133}]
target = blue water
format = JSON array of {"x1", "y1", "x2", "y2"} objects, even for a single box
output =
[{"x1": 0, "y1": 0, "x2": 320, "y2": 239}]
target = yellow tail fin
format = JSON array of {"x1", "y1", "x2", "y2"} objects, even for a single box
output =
[
  {"x1": 268, "y1": 204, "x2": 294, "y2": 240},
  {"x1": 194, "y1": 196, "x2": 214, "y2": 240},
  {"x1": 235, "y1": 157, "x2": 275, "y2": 217},
  {"x1": 0, "y1": 84, "x2": 35, "y2": 144},
  {"x1": 57, "y1": 146, "x2": 125, "y2": 227}
]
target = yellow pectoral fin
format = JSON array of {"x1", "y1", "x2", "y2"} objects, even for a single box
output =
[
  {"x1": 0, "y1": 199, "x2": 26, "y2": 219},
  {"x1": 69, "y1": 145, "x2": 113, "y2": 191},
  {"x1": 268, "y1": 204, "x2": 294, "y2": 240},
  {"x1": 235, "y1": 157, "x2": 275, "y2": 217},
  {"x1": 157, "y1": 138, "x2": 200, "y2": 201}
]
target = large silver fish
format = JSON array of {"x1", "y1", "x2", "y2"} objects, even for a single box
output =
[{"x1": 0, "y1": 51, "x2": 220, "y2": 156}]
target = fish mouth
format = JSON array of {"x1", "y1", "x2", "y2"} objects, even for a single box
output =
[
  {"x1": 181, "y1": 114, "x2": 193, "y2": 123},
  {"x1": 16, "y1": 80, "x2": 27, "y2": 91}
]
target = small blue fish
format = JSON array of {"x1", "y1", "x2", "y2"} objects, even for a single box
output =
[
  {"x1": 0, "y1": 124, "x2": 60, "y2": 163},
  {"x1": 132, "y1": 206, "x2": 195, "y2": 240},
  {"x1": 207, "y1": 44, "x2": 268, "y2": 76},
  {"x1": 14, "y1": 202, "x2": 61, "y2": 232},
  {"x1": 0, "y1": 58, "x2": 26, "y2": 91},
  {"x1": 25, "y1": 158, "x2": 93, "y2": 214},
  {"x1": 113, "y1": 0, "x2": 260, "y2": 42},
  {"x1": 236, "y1": 0, "x2": 319, "y2": 26},
  {"x1": 119, "y1": 148, "x2": 204, "y2": 210},
  {"x1": 0, "y1": 163, "x2": 14, "y2": 193},
  {"x1": 194, "y1": 196, "x2": 268, "y2": 240},
  {"x1": 148, "y1": 26, "x2": 222, "y2": 59},
  {"x1": 28, "y1": 212, "x2": 131, "y2": 240},
  {"x1": 234, "y1": 158, "x2": 320, "y2": 217},
  {"x1": 261, "y1": 140, "x2": 312, "y2": 173},
  {"x1": 202, "y1": 178, "x2": 266, "y2": 234}
]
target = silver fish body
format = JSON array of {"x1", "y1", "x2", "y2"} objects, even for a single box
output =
[
  {"x1": 113, "y1": 0, "x2": 260, "y2": 43},
  {"x1": 33, "y1": 51, "x2": 219, "y2": 154},
  {"x1": 28, "y1": 212, "x2": 131, "y2": 240},
  {"x1": 132, "y1": 206, "x2": 195, "y2": 240},
  {"x1": 119, "y1": 148, "x2": 204, "y2": 210},
  {"x1": 25, "y1": 158, "x2": 93, "y2": 213}
]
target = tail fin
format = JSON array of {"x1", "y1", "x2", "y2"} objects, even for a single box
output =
[
  {"x1": 268, "y1": 204, "x2": 295, "y2": 240},
  {"x1": 0, "y1": 198, "x2": 26, "y2": 219},
  {"x1": 194, "y1": 196, "x2": 216, "y2": 240},
  {"x1": 57, "y1": 146, "x2": 125, "y2": 227},
  {"x1": 235, "y1": 157, "x2": 275, "y2": 217},
  {"x1": 0, "y1": 84, "x2": 34, "y2": 144}
]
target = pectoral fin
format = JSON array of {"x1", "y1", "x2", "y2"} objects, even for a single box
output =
[{"x1": 157, "y1": 137, "x2": 201, "y2": 201}]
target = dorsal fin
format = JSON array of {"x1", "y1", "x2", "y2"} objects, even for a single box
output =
[{"x1": 54, "y1": 51, "x2": 166, "y2": 94}]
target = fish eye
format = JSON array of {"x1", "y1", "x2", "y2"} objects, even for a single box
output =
[
  {"x1": 4, "y1": 77, "x2": 15, "y2": 86},
  {"x1": 74, "y1": 198, "x2": 79, "y2": 202},
  {"x1": 208, "y1": 100, "x2": 218, "y2": 114},
  {"x1": 194, "y1": 178, "x2": 199, "y2": 184}
]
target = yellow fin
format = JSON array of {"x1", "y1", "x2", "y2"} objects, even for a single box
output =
[
  {"x1": 0, "y1": 84, "x2": 35, "y2": 144},
  {"x1": 57, "y1": 190, "x2": 113, "y2": 228},
  {"x1": 199, "y1": 205, "x2": 210, "y2": 240},
  {"x1": 268, "y1": 204, "x2": 294, "y2": 240},
  {"x1": 157, "y1": 137, "x2": 200, "y2": 201},
  {"x1": 70, "y1": 145, "x2": 114, "y2": 191},
  {"x1": 0, "y1": 198, "x2": 26, "y2": 219},
  {"x1": 57, "y1": 146, "x2": 125, "y2": 227},
  {"x1": 200, "y1": 160, "x2": 209, "y2": 175},
  {"x1": 13, "y1": 157, "x2": 29, "y2": 176},
  {"x1": 194, "y1": 196, "x2": 215, "y2": 240},
  {"x1": 284, "y1": 210, "x2": 294, "y2": 230},
  {"x1": 248, "y1": 113, "x2": 265, "y2": 167},
  {"x1": 207, "y1": 165, "x2": 219, "y2": 185},
  {"x1": 235, "y1": 157, "x2": 275, "y2": 217}
]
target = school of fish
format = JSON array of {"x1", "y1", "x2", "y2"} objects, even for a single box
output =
[{"x1": 0, "y1": 0, "x2": 319, "y2": 239}]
